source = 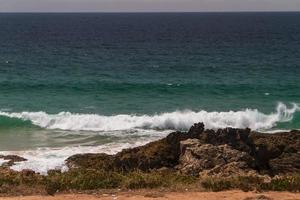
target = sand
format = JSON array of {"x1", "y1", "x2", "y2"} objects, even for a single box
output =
[{"x1": 1, "y1": 190, "x2": 300, "y2": 200}]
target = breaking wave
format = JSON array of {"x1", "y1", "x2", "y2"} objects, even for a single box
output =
[{"x1": 0, "y1": 102, "x2": 299, "y2": 132}]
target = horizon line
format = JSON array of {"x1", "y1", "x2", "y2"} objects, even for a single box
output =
[{"x1": 1, "y1": 11, "x2": 300, "y2": 14}]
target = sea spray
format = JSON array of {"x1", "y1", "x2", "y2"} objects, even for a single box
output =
[
  {"x1": 0, "y1": 102, "x2": 299, "y2": 132},
  {"x1": 0, "y1": 103, "x2": 299, "y2": 175},
  {"x1": 0, "y1": 140, "x2": 153, "y2": 175}
]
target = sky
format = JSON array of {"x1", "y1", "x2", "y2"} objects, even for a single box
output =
[{"x1": 0, "y1": 0, "x2": 300, "y2": 12}]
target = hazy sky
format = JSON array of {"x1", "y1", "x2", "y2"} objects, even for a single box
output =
[{"x1": 1, "y1": 0, "x2": 300, "y2": 12}]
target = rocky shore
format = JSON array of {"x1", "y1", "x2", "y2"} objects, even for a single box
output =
[
  {"x1": 66, "y1": 123, "x2": 300, "y2": 177},
  {"x1": 1, "y1": 123, "x2": 300, "y2": 196}
]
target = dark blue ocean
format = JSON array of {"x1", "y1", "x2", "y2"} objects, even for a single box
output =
[{"x1": 0, "y1": 13, "x2": 299, "y2": 173}]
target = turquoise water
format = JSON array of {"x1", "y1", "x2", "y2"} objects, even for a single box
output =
[
  {"x1": 0, "y1": 13, "x2": 299, "y2": 114},
  {"x1": 0, "y1": 13, "x2": 299, "y2": 173}
]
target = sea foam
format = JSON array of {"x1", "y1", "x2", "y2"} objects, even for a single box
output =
[
  {"x1": 0, "y1": 102, "x2": 299, "y2": 174},
  {"x1": 0, "y1": 140, "x2": 152, "y2": 175},
  {"x1": 0, "y1": 158, "x2": 6, "y2": 166},
  {"x1": 0, "y1": 102, "x2": 298, "y2": 132}
]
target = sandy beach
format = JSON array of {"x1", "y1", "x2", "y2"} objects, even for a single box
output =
[{"x1": 1, "y1": 191, "x2": 300, "y2": 200}]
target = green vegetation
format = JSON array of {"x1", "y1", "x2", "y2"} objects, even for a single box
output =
[
  {"x1": 0, "y1": 168, "x2": 197, "y2": 195},
  {"x1": 45, "y1": 169, "x2": 196, "y2": 193}
]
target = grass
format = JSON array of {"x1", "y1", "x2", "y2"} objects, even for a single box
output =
[
  {"x1": 260, "y1": 176, "x2": 300, "y2": 192},
  {"x1": 201, "y1": 175, "x2": 300, "y2": 192},
  {"x1": 1, "y1": 168, "x2": 300, "y2": 196},
  {"x1": 0, "y1": 169, "x2": 45, "y2": 195},
  {"x1": 45, "y1": 169, "x2": 197, "y2": 195}
]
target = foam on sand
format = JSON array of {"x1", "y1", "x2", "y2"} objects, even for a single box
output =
[{"x1": 0, "y1": 140, "x2": 152, "y2": 175}]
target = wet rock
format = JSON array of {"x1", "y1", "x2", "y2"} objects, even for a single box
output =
[
  {"x1": 113, "y1": 131, "x2": 191, "y2": 171},
  {"x1": 187, "y1": 122, "x2": 205, "y2": 138},
  {"x1": 0, "y1": 155, "x2": 27, "y2": 162},
  {"x1": 66, "y1": 131, "x2": 191, "y2": 172},
  {"x1": 66, "y1": 153, "x2": 115, "y2": 171},
  {"x1": 0, "y1": 155, "x2": 27, "y2": 167}
]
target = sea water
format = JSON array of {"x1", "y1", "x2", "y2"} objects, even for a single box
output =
[{"x1": 0, "y1": 13, "x2": 299, "y2": 174}]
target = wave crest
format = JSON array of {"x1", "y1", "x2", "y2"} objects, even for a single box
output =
[{"x1": 0, "y1": 102, "x2": 299, "y2": 132}]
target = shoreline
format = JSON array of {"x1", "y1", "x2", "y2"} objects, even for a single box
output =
[
  {"x1": 1, "y1": 123, "x2": 300, "y2": 197},
  {"x1": 0, "y1": 102, "x2": 298, "y2": 174}
]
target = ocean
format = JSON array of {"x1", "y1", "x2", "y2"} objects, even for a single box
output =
[{"x1": 0, "y1": 12, "x2": 299, "y2": 174}]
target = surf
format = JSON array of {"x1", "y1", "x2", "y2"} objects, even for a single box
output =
[{"x1": 0, "y1": 102, "x2": 299, "y2": 132}]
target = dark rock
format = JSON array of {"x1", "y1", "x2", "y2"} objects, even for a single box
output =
[
  {"x1": 187, "y1": 122, "x2": 205, "y2": 138},
  {"x1": 113, "y1": 131, "x2": 191, "y2": 171},
  {"x1": 0, "y1": 155, "x2": 27, "y2": 167},
  {"x1": 65, "y1": 124, "x2": 300, "y2": 177},
  {"x1": 199, "y1": 127, "x2": 253, "y2": 153},
  {"x1": 66, "y1": 153, "x2": 115, "y2": 171},
  {"x1": 269, "y1": 153, "x2": 300, "y2": 174},
  {"x1": 250, "y1": 131, "x2": 300, "y2": 175},
  {"x1": 0, "y1": 155, "x2": 27, "y2": 162},
  {"x1": 21, "y1": 169, "x2": 35, "y2": 176},
  {"x1": 192, "y1": 128, "x2": 300, "y2": 174},
  {"x1": 66, "y1": 131, "x2": 192, "y2": 172}
]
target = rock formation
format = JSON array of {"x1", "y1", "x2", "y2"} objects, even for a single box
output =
[
  {"x1": 0, "y1": 155, "x2": 27, "y2": 167},
  {"x1": 177, "y1": 139, "x2": 256, "y2": 177},
  {"x1": 66, "y1": 123, "x2": 300, "y2": 177}
]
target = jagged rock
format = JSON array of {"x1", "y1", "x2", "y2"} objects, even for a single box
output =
[
  {"x1": 186, "y1": 126, "x2": 300, "y2": 175},
  {"x1": 199, "y1": 162, "x2": 258, "y2": 178},
  {"x1": 66, "y1": 131, "x2": 191, "y2": 172},
  {"x1": 177, "y1": 139, "x2": 256, "y2": 177},
  {"x1": 187, "y1": 122, "x2": 205, "y2": 138},
  {"x1": 250, "y1": 131, "x2": 300, "y2": 175},
  {"x1": 65, "y1": 123, "x2": 300, "y2": 177},
  {"x1": 198, "y1": 127, "x2": 253, "y2": 153},
  {"x1": 269, "y1": 153, "x2": 300, "y2": 175},
  {"x1": 113, "y1": 131, "x2": 192, "y2": 171}
]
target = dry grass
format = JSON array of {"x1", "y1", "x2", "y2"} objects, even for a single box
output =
[{"x1": 1, "y1": 167, "x2": 300, "y2": 196}]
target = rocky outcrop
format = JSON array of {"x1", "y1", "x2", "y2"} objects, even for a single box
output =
[
  {"x1": 177, "y1": 139, "x2": 256, "y2": 177},
  {"x1": 66, "y1": 131, "x2": 193, "y2": 172},
  {"x1": 0, "y1": 155, "x2": 27, "y2": 167},
  {"x1": 250, "y1": 130, "x2": 300, "y2": 175},
  {"x1": 66, "y1": 153, "x2": 115, "y2": 171},
  {"x1": 66, "y1": 123, "x2": 300, "y2": 177},
  {"x1": 182, "y1": 124, "x2": 300, "y2": 176}
]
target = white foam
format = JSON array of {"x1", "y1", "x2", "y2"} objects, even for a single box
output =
[
  {"x1": 262, "y1": 129, "x2": 293, "y2": 134},
  {"x1": 0, "y1": 102, "x2": 298, "y2": 132},
  {"x1": 0, "y1": 103, "x2": 298, "y2": 175},
  {"x1": 0, "y1": 158, "x2": 7, "y2": 166},
  {"x1": 0, "y1": 140, "x2": 153, "y2": 175}
]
